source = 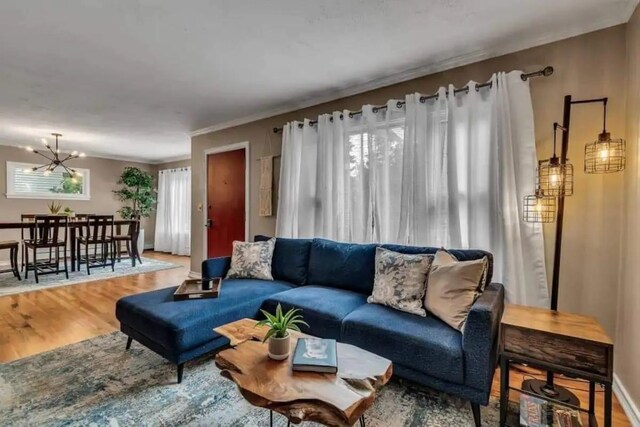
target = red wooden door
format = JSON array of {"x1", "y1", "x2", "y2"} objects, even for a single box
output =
[{"x1": 207, "y1": 149, "x2": 246, "y2": 258}]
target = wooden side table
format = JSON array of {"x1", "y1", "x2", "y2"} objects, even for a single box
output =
[{"x1": 499, "y1": 304, "x2": 613, "y2": 427}]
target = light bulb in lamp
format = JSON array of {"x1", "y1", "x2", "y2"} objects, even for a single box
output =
[
  {"x1": 43, "y1": 170, "x2": 51, "y2": 176},
  {"x1": 79, "y1": 153, "x2": 86, "y2": 158},
  {"x1": 548, "y1": 165, "x2": 561, "y2": 188},
  {"x1": 25, "y1": 146, "x2": 33, "y2": 152}
]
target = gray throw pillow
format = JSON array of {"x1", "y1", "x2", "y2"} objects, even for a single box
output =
[
  {"x1": 226, "y1": 238, "x2": 276, "y2": 280},
  {"x1": 367, "y1": 247, "x2": 432, "y2": 317}
]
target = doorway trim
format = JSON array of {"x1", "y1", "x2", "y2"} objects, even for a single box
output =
[{"x1": 202, "y1": 141, "x2": 250, "y2": 261}]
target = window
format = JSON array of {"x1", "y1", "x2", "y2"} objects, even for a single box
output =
[{"x1": 5, "y1": 161, "x2": 91, "y2": 200}]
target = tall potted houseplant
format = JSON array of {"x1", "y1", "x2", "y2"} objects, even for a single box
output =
[{"x1": 113, "y1": 167, "x2": 156, "y2": 255}]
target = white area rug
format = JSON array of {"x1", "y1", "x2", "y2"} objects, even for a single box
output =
[{"x1": 0, "y1": 257, "x2": 180, "y2": 297}]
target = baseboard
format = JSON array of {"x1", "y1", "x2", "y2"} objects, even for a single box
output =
[
  {"x1": 614, "y1": 373, "x2": 640, "y2": 427},
  {"x1": 188, "y1": 271, "x2": 201, "y2": 279}
]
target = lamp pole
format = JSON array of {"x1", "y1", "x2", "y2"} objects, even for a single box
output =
[
  {"x1": 525, "y1": 95, "x2": 610, "y2": 405},
  {"x1": 550, "y1": 95, "x2": 573, "y2": 311}
]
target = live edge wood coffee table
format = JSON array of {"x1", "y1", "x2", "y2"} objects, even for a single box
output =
[{"x1": 214, "y1": 318, "x2": 393, "y2": 427}]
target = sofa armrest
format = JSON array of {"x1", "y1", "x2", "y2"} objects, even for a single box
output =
[
  {"x1": 462, "y1": 282, "x2": 505, "y2": 399},
  {"x1": 201, "y1": 257, "x2": 231, "y2": 280}
]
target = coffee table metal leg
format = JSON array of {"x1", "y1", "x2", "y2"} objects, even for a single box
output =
[
  {"x1": 268, "y1": 410, "x2": 292, "y2": 427},
  {"x1": 360, "y1": 415, "x2": 365, "y2": 427}
]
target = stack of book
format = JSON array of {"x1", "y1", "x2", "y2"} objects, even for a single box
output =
[
  {"x1": 520, "y1": 394, "x2": 583, "y2": 427},
  {"x1": 292, "y1": 338, "x2": 338, "y2": 374}
]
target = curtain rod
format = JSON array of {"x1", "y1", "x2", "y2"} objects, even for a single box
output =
[{"x1": 273, "y1": 66, "x2": 553, "y2": 133}]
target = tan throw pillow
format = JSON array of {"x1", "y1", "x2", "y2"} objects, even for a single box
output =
[
  {"x1": 226, "y1": 238, "x2": 275, "y2": 280},
  {"x1": 367, "y1": 247, "x2": 432, "y2": 317},
  {"x1": 425, "y1": 249, "x2": 488, "y2": 331}
]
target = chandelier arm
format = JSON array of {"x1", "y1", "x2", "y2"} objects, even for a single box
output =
[
  {"x1": 59, "y1": 153, "x2": 75, "y2": 162},
  {"x1": 44, "y1": 144, "x2": 58, "y2": 158},
  {"x1": 32, "y1": 163, "x2": 52, "y2": 171},
  {"x1": 61, "y1": 164, "x2": 76, "y2": 176},
  {"x1": 33, "y1": 151, "x2": 55, "y2": 162}
]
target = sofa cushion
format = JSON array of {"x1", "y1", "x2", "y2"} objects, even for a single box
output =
[
  {"x1": 381, "y1": 244, "x2": 494, "y2": 285},
  {"x1": 307, "y1": 238, "x2": 377, "y2": 294},
  {"x1": 425, "y1": 250, "x2": 489, "y2": 331},
  {"x1": 226, "y1": 239, "x2": 276, "y2": 280},
  {"x1": 255, "y1": 235, "x2": 312, "y2": 285},
  {"x1": 368, "y1": 247, "x2": 432, "y2": 317},
  {"x1": 116, "y1": 279, "x2": 294, "y2": 353},
  {"x1": 261, "y1": 286, "x2": 367, "y2": 340},
  {"x1": 341, "y1": 303, "x2": 465, "y2": 384}
]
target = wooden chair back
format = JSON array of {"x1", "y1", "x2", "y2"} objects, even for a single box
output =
[
  {"x1": 33, "y1": 215, "x2": 68, "y2": 246},
  {"x1": 20, "y1": 214, "x2": 37, "y2": 241},
  {"x1": 84, "y1": 215, "x2": 114, "y2": 242}
]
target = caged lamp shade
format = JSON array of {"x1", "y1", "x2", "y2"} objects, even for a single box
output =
[
  {"x1": 584, "y1": 97, "x2": 625, "y2": 174},
  {"x1": 523, "y1": 190, "x2": 557, "y2": 223},
  {"x1": 584, "y1": 132, "x2": 625, "y2": 174},
  {"x1": 538, "y1": 157, "x2": 574, "y2": 197}
]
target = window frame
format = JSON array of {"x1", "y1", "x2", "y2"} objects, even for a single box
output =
[{"x1": 5, "y1": 161, "x2": 91, "y2": 201}]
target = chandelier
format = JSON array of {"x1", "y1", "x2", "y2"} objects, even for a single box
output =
[{"x1": 25, "y1": 133, "x2": 86, "y2": 179}]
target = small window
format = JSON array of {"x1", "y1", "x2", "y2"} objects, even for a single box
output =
[{"x1": 5, "y1": 161, "x2": 91, "y2": 200}]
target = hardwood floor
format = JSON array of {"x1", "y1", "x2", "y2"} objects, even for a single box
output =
[
  {"x1": 0, "y1": 251, "x2": 190, "y2": 363},
  {"x1": 0, "y1": 252, "x2": 631, "y2": 425}
]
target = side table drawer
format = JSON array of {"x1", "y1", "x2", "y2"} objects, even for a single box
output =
[{"x1": 502, "y1": 325, "x2": 611, "y2": 379}]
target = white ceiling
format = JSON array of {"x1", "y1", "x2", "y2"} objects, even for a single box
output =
[{"x1": 0, "y1": 0, "x2": 637, "y2": 163}]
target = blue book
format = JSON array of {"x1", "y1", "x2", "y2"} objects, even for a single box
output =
[{"x1": 292, "y1": 338, "x2": 338, "y2": 374}]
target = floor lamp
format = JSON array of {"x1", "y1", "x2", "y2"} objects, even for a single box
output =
[{"x1": 523, "y1": 95, "x2": 626, "y2": 405}]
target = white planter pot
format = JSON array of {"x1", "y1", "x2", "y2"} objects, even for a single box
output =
[
  {"x1": 137, "y1": 228, "x2": 145, "y2": 256},
  {"x1": 268, "y1": 334, "x2": 291, "y2": 360}
]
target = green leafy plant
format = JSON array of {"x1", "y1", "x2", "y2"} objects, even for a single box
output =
[
  {"x1": 256, "y1": 304, "x2": 309, "y2": 342},
  {"x1": 113, "y1": 167, "x2": 156, "y2": 219},
  {"x1": 47, "y1": 200, "x2": 63, "y2": 214},
  {"x1": 50, "y1": 172, "x2": 83, "y2": 194}
]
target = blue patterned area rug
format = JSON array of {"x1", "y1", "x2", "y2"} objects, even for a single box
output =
[
  {"x1": 0, "y1": 257, "x2": 181, "y2": 297},
  {"x1": 0, "y1": 332, "x2": 502, "y2": 426}
]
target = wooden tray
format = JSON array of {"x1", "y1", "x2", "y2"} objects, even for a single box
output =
[{"x1": 174, "y1": 278, "x2": 221, "y2": 301}]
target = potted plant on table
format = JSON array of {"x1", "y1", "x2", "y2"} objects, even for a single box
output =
[
  {"x1": 113, "y1": 167, "x2": 156, "y2": 255},
  {"x1": 257, "y1": 304, "x2": 308, "y2": 360}
]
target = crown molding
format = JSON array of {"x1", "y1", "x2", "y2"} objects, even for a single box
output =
[
  {"x1": 150, "y1": 154, "x2": 192, "y2": 165},
  {"x1": 0, "y1": 140, "x2": 192, "y2": 165},
  {"x1": 191, "y1": 11, "x2": 630, "y2": 138},
  {"x1": 625, "y1": 0, "x2": 640, "y2": 20}
]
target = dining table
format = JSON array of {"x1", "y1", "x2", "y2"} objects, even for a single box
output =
[{"x1": 0, "y1": 219, "x2": 139, "y2": 272}]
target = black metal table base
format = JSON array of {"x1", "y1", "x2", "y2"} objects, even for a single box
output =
[
  {"x1": 499, "y1": 356, "x2": 612, "y2": 427},
  {"x1": 269, "y1": 410, "x2": 366, "y2": 426}
]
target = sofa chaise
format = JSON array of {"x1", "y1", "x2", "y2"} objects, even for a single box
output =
[{"x1": 115, "y1": 236, "x2": 505, "y2": 426}]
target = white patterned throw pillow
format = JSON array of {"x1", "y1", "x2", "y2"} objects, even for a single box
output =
[
  {"x1": 225, "y1": 238, "x2": 276, "y2": 280},
  {"x1": 367, "y1": 247, "x2": 433, "y2": 317}
]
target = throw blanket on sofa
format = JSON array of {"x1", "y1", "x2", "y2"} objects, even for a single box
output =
[{"x1": 276, "y1": 70, "x2": 548, "y2": 308}]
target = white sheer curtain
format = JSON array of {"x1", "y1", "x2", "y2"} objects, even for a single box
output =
[
  {"x1": 276, "y1": 71, "x2": 548, "y2": 307},
  {"x1": 154, "y1": 167, "x2": 191, "y2": 256}
]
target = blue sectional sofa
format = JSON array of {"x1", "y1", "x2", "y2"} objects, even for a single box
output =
[{"x1": 116, "y1": 237, "x2": 505, "y2": 426}]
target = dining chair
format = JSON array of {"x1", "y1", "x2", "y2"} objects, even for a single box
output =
[
  {"x1": 0, "y1": 241, "x2": 21, "y2": 281},
  {"x1": 77, "y1": 215, "x2": 115, "y2": 274},
  {"x1": 112, "y1": 219, "x2": 142, "y2": 267},
  {"x1": 19, "y1": 213, "x2": 36, "y2": 272},
  {"x1": 24, "y1": 215, "x2": 69, "y2": 283}
]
